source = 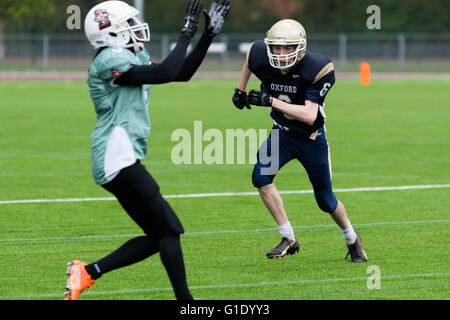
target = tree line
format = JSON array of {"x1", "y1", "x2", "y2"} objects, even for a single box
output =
[{"x1": 1, "y1": 0, "x2": 449, "y2": 34}]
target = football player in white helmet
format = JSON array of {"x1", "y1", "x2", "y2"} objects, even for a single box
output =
[
  {"x1": 232, "y1": 19, "x2": 367, "y2": 263},
  {"x1": 65, "y1": 0, "x2": 230, "y2": 301},
  {"x1": 84, "y1": 0, "x2": 150, "y2": 51}
]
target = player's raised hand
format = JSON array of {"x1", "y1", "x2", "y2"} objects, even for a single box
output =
[
  {"x1": 232, "y1": 88, "x2": 251, "y2": 110},
  {"x1": 203, "y1": 0, "x2": 230, "y2": 37},
  {"x1": 248, "y1": 89, "x2": 273, "y2": 107},
  {"x1": 182, "y1": 0, "x2": 203, "y2": 38}
]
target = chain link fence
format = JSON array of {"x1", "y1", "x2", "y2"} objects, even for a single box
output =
[{"x1": 1, "y1": 33, "x2": 449, "y2": 72}]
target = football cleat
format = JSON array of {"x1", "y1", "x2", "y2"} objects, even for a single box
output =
[
  {"x1": 345, "y1": 232, "x2": 368, "y2": 263},
  {"x1": 65, "y1": 260, "x2": 96, "y2": 300},
  {"x1": 266, "y1": 237, "x2": 300, "y2": 259}
]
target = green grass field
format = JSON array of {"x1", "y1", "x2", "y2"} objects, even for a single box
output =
[{"x1": 0, "y1": 78, "x2": 449, "y2": 300}]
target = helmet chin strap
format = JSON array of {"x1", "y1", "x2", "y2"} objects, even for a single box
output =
[
  {"x1": 123, "y1": 38, "x2": 144, "y2": 52},
  {"x1": 280, "y1": 52, "x2": 305, "y2": 72},
  {"x1": 133, "y1": 42, "x2": 145, "y2": 52}
]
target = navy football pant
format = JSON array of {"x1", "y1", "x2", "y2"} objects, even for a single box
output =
[{"x1": 252, "y1": 126, "x2": 338, "y2": 213}]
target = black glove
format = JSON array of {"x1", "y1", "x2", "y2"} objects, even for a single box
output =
[
  {"x1": 232, "y1": 88, "x2": 251, "y2": 110},
  {"x1": 203, "y1": 0, "x2": 230, "y2": 37},
  {"x1": 182, "y1": 0, "x2": 203, "y2": 38},
  {"x1": 248, "y1": 90, "x2": 273, "y2": 107}
]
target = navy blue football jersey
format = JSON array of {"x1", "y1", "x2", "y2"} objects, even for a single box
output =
[{"x1": 247, "y1": 39, "x2": 335, "y2": 135}]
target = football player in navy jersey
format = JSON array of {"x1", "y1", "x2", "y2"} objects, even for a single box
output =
[{"x1": 232, "y1": 19, "x2": 367, "y2": 262}]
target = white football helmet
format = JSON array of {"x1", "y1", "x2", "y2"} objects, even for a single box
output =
[
  {"x1": 264, "y1": 19, "x2": 307, "y2": 69},
  {"x1": 84, "y1": 0, "x2": 150, "y2": 50}
]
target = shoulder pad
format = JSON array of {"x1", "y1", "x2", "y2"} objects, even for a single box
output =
[
  {"x1": 247, "y1": 40, "x2": 268, "y2": 71},
  {"x1": 93, "y1": 47, "x2": 139, "y2": 80},
  {"x1": 97, "y1": 47, "x2": 139, "y2": 65},
  {"x1": 301, "y1": 52, "x2": 334, "y2": 83}
]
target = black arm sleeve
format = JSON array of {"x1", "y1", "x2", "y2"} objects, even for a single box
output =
[
  {"x1": 173, "y1": 33, "x2": 214, "y2": 82},
  {"x1": 114, "y1": 33, "x2": 191, "y2": 85}
]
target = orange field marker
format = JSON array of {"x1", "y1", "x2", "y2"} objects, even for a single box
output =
[{"x1": 360, "y1": 62, "x2": 371, "y2": 86}]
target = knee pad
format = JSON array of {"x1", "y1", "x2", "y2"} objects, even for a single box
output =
[{"x1": 313, "y1": 184, "x2": 338, "y2": 213}]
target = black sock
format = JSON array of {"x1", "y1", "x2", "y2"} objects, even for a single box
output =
[
  {"x1": 85, "y1": 233, "x2": 192, "y2": 300},
  {"x1": 85, "y1": 263, "x2": 102, "y2": 280},
  {"x1": 159, "y1": 233, "x2": 193, "y2": 300},
  {"x1": 86, "y1": 235, "x2": 159, "y2": 279}
]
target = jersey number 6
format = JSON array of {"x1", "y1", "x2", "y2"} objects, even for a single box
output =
[{"x1": 320, "y1": 82, "x2": 331, "y2": 97}]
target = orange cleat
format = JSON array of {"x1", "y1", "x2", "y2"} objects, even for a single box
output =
[{"x1": 65, "y1": 260, "x2": 95, "y2": 300}]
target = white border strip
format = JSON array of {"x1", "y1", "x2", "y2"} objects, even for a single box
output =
[{"x1": 1, "y1": 184, "x2": 450, "y2": 205}]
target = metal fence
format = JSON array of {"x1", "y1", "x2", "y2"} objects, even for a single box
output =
[{"x1": 1, "y1": 33, "x2": 449, "y2": 72}]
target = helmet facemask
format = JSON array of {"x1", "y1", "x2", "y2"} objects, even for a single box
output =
[
  {"x1": 265, "y1": 38, "x2": 306, "y2": 69},
  {"x1": 107, "y1": 16, "x2": 150, "y2": 50},
  {"x1": 124, "y1": 16, "x2": 150, "y2": 43}
]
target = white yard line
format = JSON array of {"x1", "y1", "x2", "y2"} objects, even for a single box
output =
[
  {"x1": 1, "y1": 184, "x2": 450, "y2": 205},
  {"x1": 1, "y1": 271, "x2": 449, "y2": 299},
  {"x1": 1, "y1": 219, "x2": 449, "y2": 243}
]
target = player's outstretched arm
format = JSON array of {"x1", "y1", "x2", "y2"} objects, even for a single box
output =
[
  {"x1": 181, "y1": 0, "x2": 203, "y2": 38},
  {"x1": 203, "y1": 0, "x2": 230, "y2": 38},
  {"x1": 115, "y1": 0, "x2": 202, "y2": 85},
  {"x1": 174, "y1": 0, "x2": 231, "y2": 82}
]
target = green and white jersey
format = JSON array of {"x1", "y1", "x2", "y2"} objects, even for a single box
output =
[{"x1": 88, "y1": 46, "x2": 151, "y2": 185}]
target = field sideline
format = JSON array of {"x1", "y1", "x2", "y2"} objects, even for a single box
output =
[
  {"x1": 2, "y1": 71, "x2": 450, "y2": 82},
  {"x1": 0, "y1": 78, "x2": 449, "y2": 300}
]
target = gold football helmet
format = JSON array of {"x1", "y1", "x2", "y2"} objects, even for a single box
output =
[{"x1": 264, "y1": 19, "x2": 307, "y2": 69}]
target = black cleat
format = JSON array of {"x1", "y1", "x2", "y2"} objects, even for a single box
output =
[
  {"x1": 266, "y1": 237, "x2": 299, "y2": 259},
  {"x1": 345, "y1": 232, "x2": 368, "y2": 263}
]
